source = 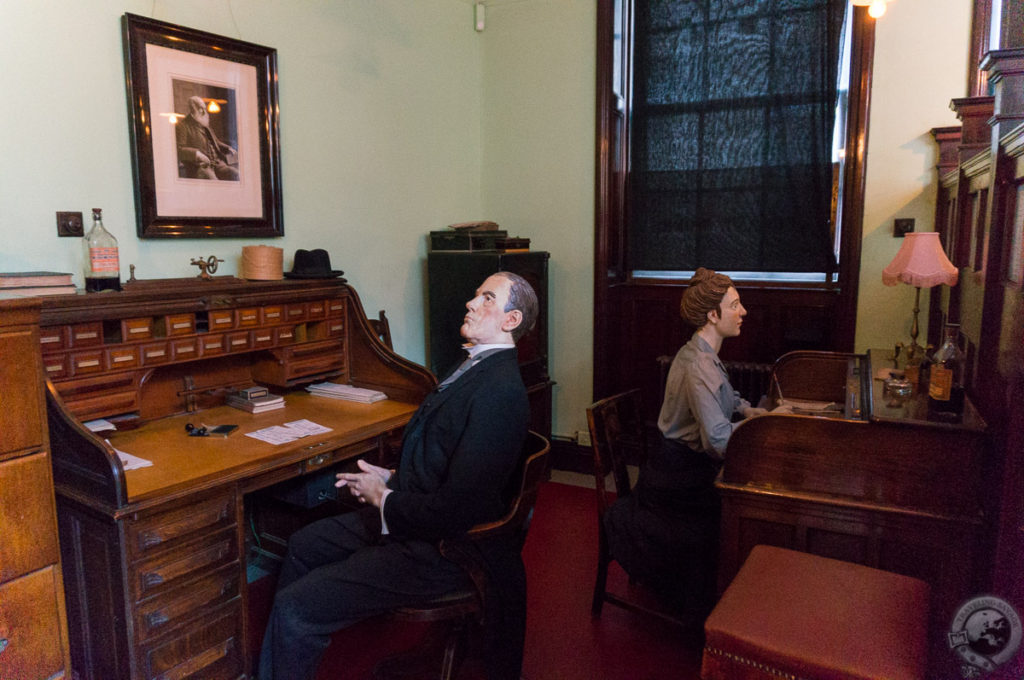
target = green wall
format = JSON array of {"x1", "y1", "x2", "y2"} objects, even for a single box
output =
[{"x1": 0, "y1": 0, "x2": 974, "y2": 442}]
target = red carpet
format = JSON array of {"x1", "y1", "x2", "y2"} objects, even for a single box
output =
[{"x1": 286, "y1": 481, "x2": 703, "y2": 679}]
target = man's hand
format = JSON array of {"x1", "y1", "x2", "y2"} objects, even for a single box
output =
[
  {"x1": 740, "y1": 405, "x2": 767, "y2": 419},
  {"x1": 335, "y1": 459, "x2": 392, "y2": 507}
]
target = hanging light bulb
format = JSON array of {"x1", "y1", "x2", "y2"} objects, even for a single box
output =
[
  {"x1": 868, "y1": 0, "x2": 887, "y2": 18},
  {"x1": 207, "y1": 100, "x2": 221, "y2": 113}
]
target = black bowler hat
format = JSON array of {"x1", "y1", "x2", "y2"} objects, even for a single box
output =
[{"x1": 284, "y1": 249, "x2": 346, "y2": 279}]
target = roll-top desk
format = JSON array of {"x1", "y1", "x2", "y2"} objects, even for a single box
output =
[
  {"x1": 717, "y1": 349, "x2": 987, "y2": 676},
  {"x1": 38, "y1": 277, "x2": 435, "y2": 680}
]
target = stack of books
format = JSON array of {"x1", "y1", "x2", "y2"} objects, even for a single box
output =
[
  {"x1": 0, "y1": 271, "x2": 76, "y2": 296},
  {"x1": 307, "y1": 382, "x2": 387, "y2": 403},
  {"x1": 226, "y1": 386, "x2": 285, "y2": 413}
]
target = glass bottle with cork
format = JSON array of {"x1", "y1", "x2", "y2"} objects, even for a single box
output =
[
  {"x1": 927, "y1": 323, "x2": 965, "y2": 422},
  {"x1": 83, "y1": 208, "x2": 121, "y2": 292}
]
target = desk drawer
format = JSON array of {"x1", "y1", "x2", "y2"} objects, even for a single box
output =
[
  {"x1": 0, "y1": 566, "x2": 68, "y2": 679},
  {"x1": 135, "y1": 563, "x2": 239, "y2": 642},
  {"x1": 68, "y1": 322, "x2": 103, "y2": 347},
  {"x1": 128, "y1": 493, "x2": 236, "y2": 561},
  {"x1": 140, "y1": 604, "x2": 243, "y2": 680},
  {"x1": 237, "y1": 307, "x2": 260, "y2": 327},
  {"x1": 0, "y1": 453, "x2": 60, "y2": 580},
  {"x1": 122, "y1": 317, "x2": 154, "y2": 342},
  {"x1": 133, "y1": 529, "x2": 237, "y2": 601},
  {"x1": 38, "y1": 326, "x2": 67, "y2": 351}
]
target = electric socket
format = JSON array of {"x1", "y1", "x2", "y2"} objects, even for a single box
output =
[
  {"x1": 57, "y1": 211, "x2": 84, "y2": 237},
  {"x1": 894, "y1": 218, "x2": 915, "y2": 238}
]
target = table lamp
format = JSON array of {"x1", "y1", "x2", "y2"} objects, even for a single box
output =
[{"x1": 882, "y1": 231, "x2": 958, "y2": 364}]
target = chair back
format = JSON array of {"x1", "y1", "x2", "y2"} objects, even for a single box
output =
[
  {"x1": 466, "y1": 430, "x2": 550, "y2": 543},
  {"x1": 368, "y1": 309, "x2": 393, "y2": 349},
  {"x1": 586, "y1": 389, "x2": 646, "y2": 520}
]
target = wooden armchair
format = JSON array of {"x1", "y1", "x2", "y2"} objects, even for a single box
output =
[{"x1": 373, "y1": 431, "x2": 550, "y2": 680}]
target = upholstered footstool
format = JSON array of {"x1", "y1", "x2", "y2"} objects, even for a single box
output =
[{"x1": 701, "y1": 545, "x2": 930, "y2": 680}]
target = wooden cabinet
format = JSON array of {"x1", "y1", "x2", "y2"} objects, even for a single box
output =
[
  {"x1": 0, "y1": 298, "x2": 71, "y2": 679},
  {"x1": 427, "y1": 251, "x2": 553, "y2": 441}
]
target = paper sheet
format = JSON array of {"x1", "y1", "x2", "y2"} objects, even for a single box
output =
[
  {"x1": 106, "y1": 440, "x2": 153, "y2": 470},
  {"x1": 245, "y1": 420, "x2": 333, "y2": 445}
]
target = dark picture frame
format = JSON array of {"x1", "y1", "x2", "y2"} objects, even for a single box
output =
[{"x1": 122, "y1": 13, "x2": 283, "y2": 238}]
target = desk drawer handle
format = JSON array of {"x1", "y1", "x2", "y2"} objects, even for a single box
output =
[
  {"x1": 112, "y1": 355, "x2": 135, "y2": 363},
  {"x1": 144, "y1": 572, "x2": 165, "y2": 588},
  {"x1": 76, "y1": 359, "x2": 101, "y2": 368},
  {"x1": 75, "y1": 331, "x2": 98, "y2": 340},
  {"x1": 256, "y1": 334, "x2": 271, "y2": 342},
  {"x1": 172, "y1": 321, "x2": 192, "y2": 330},
  {"x1": 129, "y1": 327, "x2": 149, "y2": 334},
  {"x1": 307, "y1": 452, "x2": 330, "y2": 467},
  {"x1": 147, "y1": 611, "x2": 170, "y2": 628}
]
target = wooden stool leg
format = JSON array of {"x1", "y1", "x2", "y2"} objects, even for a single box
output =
[{"x1": 591, "y1": 522, "x2": 610, "y2": 617}]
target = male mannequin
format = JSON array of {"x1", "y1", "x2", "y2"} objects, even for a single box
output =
[{"x1": 259, "y1": 271, "x2": 538, "y2": 680}]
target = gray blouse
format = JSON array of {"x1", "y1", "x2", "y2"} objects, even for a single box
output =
[{"x1": 657, "y1": 333, "x2": 750, "y2": 459}]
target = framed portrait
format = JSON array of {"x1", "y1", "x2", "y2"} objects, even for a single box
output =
[{"x1": 122, "y1": 13, "x2": 283, "y2": 238}]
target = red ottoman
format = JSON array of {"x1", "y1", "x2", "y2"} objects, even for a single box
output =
[{"x1": 702, "y1": 546, "x2": 930, "y2": 680}]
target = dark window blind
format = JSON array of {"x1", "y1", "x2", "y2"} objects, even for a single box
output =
[{"x1": 629, "y1": 0, "x2": 846, "y2": 274}]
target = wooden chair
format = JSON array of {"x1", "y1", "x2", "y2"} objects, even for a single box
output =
[
  {"x1": 369, "y1": 309, "x2": 394, "y2": 350},
  {"x1": 373, "y1": 431, "x2": 550, "y2": 680},
  {"x1": 588, "y1": 389, "x2": 687, "y2": 626}
]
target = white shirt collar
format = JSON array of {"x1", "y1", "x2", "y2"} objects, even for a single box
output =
[{"x1": 464, "y1": 342, "x2": 514, "y2": 359}]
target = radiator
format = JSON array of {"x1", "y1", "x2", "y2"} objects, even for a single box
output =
[
  {"x1": 657, "y1": 355, "x2": 774, "y2": 407},
  {"x1": 724, "y1": 361, "x2": 773, "y2": 406}
]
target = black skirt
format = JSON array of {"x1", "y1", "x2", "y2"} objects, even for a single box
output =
[{"x1": 602, "y1": 437, "x2": 721, "y2": 616}]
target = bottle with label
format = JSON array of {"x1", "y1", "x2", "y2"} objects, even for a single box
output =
[
  {"x1": 83, "y1": 208, "x2": 121, "y2": 292},
  {"x1": 927, "y1": 323, "x2": 965, "y2": 422}
]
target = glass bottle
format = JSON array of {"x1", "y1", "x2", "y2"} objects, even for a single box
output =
[
  {"x1": 927, "y1": 324, "x2": 965, "y2": 422},
  {"x1": 83, "y1": 208, "x2": 121, "y2": 292}
]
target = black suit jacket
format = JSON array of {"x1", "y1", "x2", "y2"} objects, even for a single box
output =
[{"x1": 383, "y1": 348, "x2": 528, "y2": 542}]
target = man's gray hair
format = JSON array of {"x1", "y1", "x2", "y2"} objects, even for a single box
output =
[{"x1": 497, "y1": 271, "x2": 538, "y2": 343}]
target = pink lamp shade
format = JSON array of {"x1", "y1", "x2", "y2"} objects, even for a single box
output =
[{"x1": 882, "y1": 232, "x2": 959, "y2": 288}]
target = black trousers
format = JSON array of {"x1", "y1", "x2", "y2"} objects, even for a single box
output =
[{"x1": 257, "y1": 507, "x2": 469, "y2": 680}]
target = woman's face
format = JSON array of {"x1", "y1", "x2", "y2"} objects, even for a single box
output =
[{"x1": 709, "y1": 286, "x2": 746, "y2": 337}]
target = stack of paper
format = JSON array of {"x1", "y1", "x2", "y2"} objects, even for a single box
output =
[{"x1": 307, "y1": 382, "x2": 387, "y2": 403}]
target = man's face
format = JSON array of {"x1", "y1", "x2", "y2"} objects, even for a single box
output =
[
  {"x1": 709, "y1": 286, "x2": 746, "y2": 338},
  {"x1": 461, "y1": 274, "x2": 520, "y2": 345},
  {"x1": 189, "y1": 98, "x2": 210, "y2": 127}
]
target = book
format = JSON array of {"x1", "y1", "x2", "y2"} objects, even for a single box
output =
[
  {"x1": 5, "y1": 285, "x2": 78, "y2": 297},
  {"x1": 226, "y1": 393, "x2": 285, "y2": 413},
  {"x1": 0, "y1": 271, "x2": 73, "y2": 288}
]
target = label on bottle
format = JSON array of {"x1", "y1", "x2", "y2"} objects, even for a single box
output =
[
  {"x1": 929, "y1": 365, "x2": 953, "y2": 401},
  {"x1": 89, "y1": 247, "x2": 119, "y2": 273}
]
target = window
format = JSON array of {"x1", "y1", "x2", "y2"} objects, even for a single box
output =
[{"x1": 629, "y1": 0, "x2": 848, "y2": 280}]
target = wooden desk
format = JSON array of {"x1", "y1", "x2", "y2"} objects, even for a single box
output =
[
  {"x1": 716, "y1": 350, "x2": 987, "y2": 677},
  {"x1": 40, "y1": 278, "x2": 434, "y2": 680}
]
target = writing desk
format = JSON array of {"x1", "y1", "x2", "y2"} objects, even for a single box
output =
[
  {"x1": 112, "y1": 395, "x2": 418, "y2": 503},
  {"x1": 39, "y1": 277, "x2": 434, "y2": 680},
  {"x1": 717, "y1": 349, "x2": 987, "y2": 678}
]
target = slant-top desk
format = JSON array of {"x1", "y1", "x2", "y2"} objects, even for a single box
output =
[
  {"x1": 39, "y1": 277, "x2": 435, "y2": 680},
  {"x1": 717, "y1": 350, "x2": 988, "y2": 676}
]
